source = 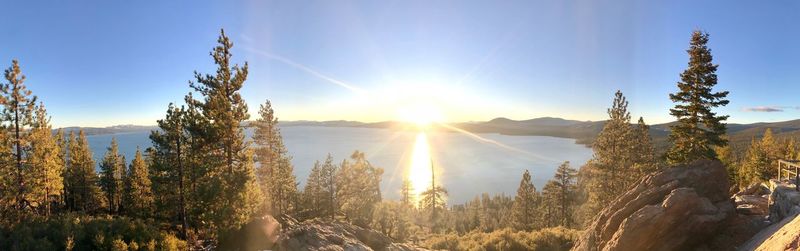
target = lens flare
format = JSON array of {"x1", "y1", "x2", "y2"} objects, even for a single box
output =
[{"x1": 408, "y1": 132, "x2": 433, "y2": 205}]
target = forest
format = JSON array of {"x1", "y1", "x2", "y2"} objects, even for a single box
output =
[{"x1": 0, "y1": 28, "x2": 786, "y2": 251}]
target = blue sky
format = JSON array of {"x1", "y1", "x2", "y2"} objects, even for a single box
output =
[{"x1": 2, "y1": 1, "x2": 799, "y2": 127}]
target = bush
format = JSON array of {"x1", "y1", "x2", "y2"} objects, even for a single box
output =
[
  {"x1": 0, "y1": 214, "x2": 186, "y2": 251},
  {"x1": 422, "y1": 227, "x2": 580, "y2": 251}
]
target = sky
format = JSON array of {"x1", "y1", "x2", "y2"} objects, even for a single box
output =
[{"x1": 2, "y1": 1, "x2": 800, "y2": 127}]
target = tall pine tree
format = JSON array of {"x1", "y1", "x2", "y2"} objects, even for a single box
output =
[
  {"x1": 99, "y1": 138, "x2": 125, "y2": 214},
  {"x1": 28, "y1": 103, "x2": 63, "y2": 217},
  {"x1": 253, "y1": 100, "x2": 296, "y2": 216},
  {"x1": 667, "y1": 30, "x2": 729, "y2": 164},
  {"x1": 2, "y1": 59, "x2": 37, "y2": 212},
  {"x1": 66, "y1": 130, "x2": 105, "y2": 213},
  {"x1": 123, "y1": 148, "x2": 154, "y2": 219},
  {"x1": 511, "y1": 169, "x2": 538, "y2": 231}
]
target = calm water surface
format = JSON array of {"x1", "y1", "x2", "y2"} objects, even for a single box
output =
[{"x1": 86, "y1": 126, "x2": 592, "y2": 204}]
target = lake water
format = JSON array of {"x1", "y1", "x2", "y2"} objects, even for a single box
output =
[{"x1": 86, "y1": 126, "x2": 593, "y2": 204}]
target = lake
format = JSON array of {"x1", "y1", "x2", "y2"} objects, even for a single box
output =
[{"x1": 86, "y1": 126, "x2": 593, "y2": 204}]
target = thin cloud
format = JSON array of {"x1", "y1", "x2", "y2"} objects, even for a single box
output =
[{"x1": 742, "y1": 106, "x2": 800, "y2": 112}]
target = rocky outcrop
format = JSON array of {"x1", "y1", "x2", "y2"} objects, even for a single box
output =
[
  {"x1": 768, "y1": 181, "x2": 800, "y2": 223},
  {"x1": 218, "y1": 215, "x2": 426, "y2": 251},
  {"x1": 735, "y1": 184, "x2": 771, "y2": 216},
  {"x1": 573, "y1": 159, "x2": 736, "y2": 251}
]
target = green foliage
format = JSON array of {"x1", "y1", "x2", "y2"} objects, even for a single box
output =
[
  {"x1": 64, "y1": 130, "x2": 106, "y2": 214},
  {"x1": 511, "y1": 170, "x2": 538, "y2": 231},
  {"x1": 123, "y1": 149, "x2": 154, "y2": 219},
  {"x1": 666, "y1": 30, "x2": 730, "y2": 164},
  {"x1": 99, "y1": 138, "x2": 125, "y2": 214},
  {"x1": 336, "y1": 151, "x2": 383, "y2": 227},
  {"x1": 422, "y1": 227, "x2": 580, "y2": 251},
  {"x1": 27, "y1": 103, "x2": 63, "y2": 217},
  {"x1": 0, "y1": 214, "x2": 185, "y2": 251},
  {"x1": 370, "y1": 201, "x2": 413, "y2": 242},
  {"x1": 253, "y1": 100, "x2": 297, "y2": 216}
]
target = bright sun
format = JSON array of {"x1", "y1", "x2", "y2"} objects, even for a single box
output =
[{"x1": 397, "y1": 103, "x2": 444, "y2": 128}]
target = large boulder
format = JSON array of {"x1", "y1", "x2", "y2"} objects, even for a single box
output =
[
  {"x1": 573, "y1": 159, "x2": 735, "y2": 251},
  {"x1": 768, "y1": 182, "x2": 800, "y2": 223}
]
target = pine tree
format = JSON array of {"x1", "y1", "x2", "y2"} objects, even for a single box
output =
[
  {"x1": 511, "y1": 169, "x2": 538, "y2": 231},
  {"x1": 123, "y1": 148, "x2": 154, "y2": 219},
  {"x1": 99, "y1": 138, "x2": 125, "y2": 214},
  {"x1": 552, "y1": 161, "x2": 578, "y2": 227},
  {"x1": 336, "y1": 151, "x2": 383, "y2": 227},
  {"x1": 319, "y1": 154, "x2": 337, "y2": 219},
  {"x1": 2, "y1": 59, "x2": 37, "y2": 212},
  {"x1": 185, "y1": 29, "x2": 261, "y2": 232},
  {"x1": 66, "y1": 130, "x2": 105, "y2": 213},
  {"x1": 150, "y1": 104, "x2": 189, "y2": 235},
  {"x1": 400, "y1": 178, "x2": 413, "y2": 207},
  {"x1": 632, "y1": 117, "x2": 657, "y2": 177},
  {"x1": 27, "y1": 103, "x2": 62, "y2": 217},
  {"x1": 540, "y1": 180, "x2": 560, "y2": 228},
  {"x1": 302, "y1": 160, "x2": 325, "y2": 218},
  {"x1": 582, "y1": 91, "x2": 635, "y2": 216},
  {"x1": 667, "y1": 30, "x2": 730, "y2": 164},
  {"x1": 741, "y1": 129, "x2": 781, "y2": 183},
  {"x1": 253, "y1": 100, "x2": 297, "y2": 216}
]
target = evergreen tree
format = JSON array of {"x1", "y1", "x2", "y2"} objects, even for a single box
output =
[
  {"x1": 150, "y1": 104, "x2": 189, "y2": 235},
  {"x1": 99, "y1": 138, "x2": 125, "y2": 214},
  {"x1": 400, "y1": 178, "x2": 413, "y2": 207},
  {"x1": 511, "y1": 169, "x2": 538, "y2": 231},
  {"x1": 632, "y1": 117, "x2": 657, "y2": 177},
  {"x1": 185, "y1": 29, "x2": 262, "y2": 233},
  {"x1": 319, "y1": 154, "x2": 337, "y2": 219},
  {"x1": 581, "y1": 91, "x2": 635, "y2": 217},
  {"x1": 552, "y1": 161, "x2": 578, "y2": 227},
  {"x1": 302, "y1": 160, "x2": 325, "y2": 218},
  {"x1": 123, "y1": 148, "x2": 154, "y2": 219},
  {"x1": 741, "y1": 129, "x2": 781, "y2": 183},
  {"x1": 336, "y1": 151, "x2": 383, "y2": 227},
  {"x1": 667, "y1": 30, "x2": 730, "y2": 164},
  {"x1": 2, "y1": 59, "x2": 37, "y2": 212},
  {"x1": 540, "y1": 180, "x2": 560, "y2": 228},
  {"x1": 66, "y1": 130, "x2": 105, "y2": 213},
  {"x1": 27, "y1": 103, "x2": 62, "y2": 217},
  {"x1": 253, "y1": 100, "x2": 297, "y2": 216}
]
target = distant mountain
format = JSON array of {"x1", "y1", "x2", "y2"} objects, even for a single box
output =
[
  {"x1": 70, "y1": 118, "x2": 800, "y2": 153},
  {"x1": 56, "y1": 125, "x2": 158, "y2": 136}
]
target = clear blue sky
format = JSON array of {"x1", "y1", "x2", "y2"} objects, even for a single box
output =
[{"x1": 2, "y1": 1, "x2": 799, "y2": 127}]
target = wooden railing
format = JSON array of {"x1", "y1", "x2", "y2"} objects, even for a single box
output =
[{"x1": 777, "y1": 159, "x2": 800, "y2": 191}]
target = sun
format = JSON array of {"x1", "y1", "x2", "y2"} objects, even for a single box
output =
[{"x1": 397, "y1": 102, "x2": 444, "y2": 128}]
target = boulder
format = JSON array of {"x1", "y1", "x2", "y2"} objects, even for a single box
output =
[
  {"x1": 736, "y1": 195, "x2": 769, "y2": 215},
  {"x1": 768, "y1": 183, "x2": 800, "y2": 223},
  {"x1": 572, "y1": 159, "x2": 735, "y2": 251},
  {"x1": 276, "y1": 218, "x2": 427, "y2": 251}
]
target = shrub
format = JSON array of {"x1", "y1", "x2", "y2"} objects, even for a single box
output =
[
  {"x1": 422, "y1": 227, "x2": 580, "y2": 251},
  {"x1": 0, "y1": 214, "x2": 185, "y2": 251}
]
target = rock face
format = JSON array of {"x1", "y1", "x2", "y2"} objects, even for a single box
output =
[
  {"x1": 735, "y1": 184, "x2": 771, "y2": 216},
  {"x1": 218, "y1": 215, "x2": 426, "y2": 251},
  {"x1": 768, "y1": 182, "x2": 800, "y2": 223},
  {"x1": 573, "y1": 159, "x2": 735, "y2": 251},
  {"x1": 278, "y1": 219, "x2": 425, "y2": 251}
]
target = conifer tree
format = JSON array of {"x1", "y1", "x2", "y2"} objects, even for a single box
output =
[
  {"x1": 99, "y1": 138, "x2": 125, "y2": 214},
  {"x1": 253, "y1": 100, "x2": 297, "y2": 216},
  {"x1": 400, "y1": 178, "x2": 413, "y2": 207},
  {"x1": 184, "y1": 29, "x2": 261, "y2": 232},
  {"x1": 583, "y1": 91, "x2": 635, "y2": 215},
  {"x1": 631, "y1": 117, "x2": 657, "y2": 179},
  {"x1": 336, "y1": 151, "x2": 383, "y2": 227},
  {"x1": 66, "y1": 130, "x2": 105, "y2": 213},
  {"x1": 302, "y1": 160, "x2": 325, "y2": 218},
  {"x1": 552, "y1": 161, "x2": 578, "y2": 227},
  {"x1": 27, "y1": 103, "x2": 62, "y2": 217},
  {"x1": 123, "y1": 148, "x2": 154, "y2": 219},
  {"x1": 319, "y1": 153, "x2": 337, "y2": 219},
  {"x1": 667, "y1": 30, "x2": 729, "y2": 164},
  {"x1": 540, "y1": 180, "x2": 560, "y2": 228},
  {"x1": 150, "y1": 104, "x2": 190, "y2": 235},
  {"x1": 511, "y1": 169, "x2": 538, "y2": 231},
  {"x1": 2, "y1": 59, "x2": 37, "y2": 212}
]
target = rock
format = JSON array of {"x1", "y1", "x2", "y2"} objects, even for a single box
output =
[
  {"x1": 768, "y1": 183, "x2": 800, "y2": 223},
  {"x1": 739, "y1": 183, "x2": 771, "y2": 197},
  {"x1": 572, "y1": 159, "x2": 735, "y2": 251},
  {"x1": 275, "y1": 218, "x2": 428, "y2": 251},
  {"x1": 736, "y1": 195, "x2": 769, "y2": 215},
  {"x1": 217, "y1": 215, "x2": 282, "y2": 251}
]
